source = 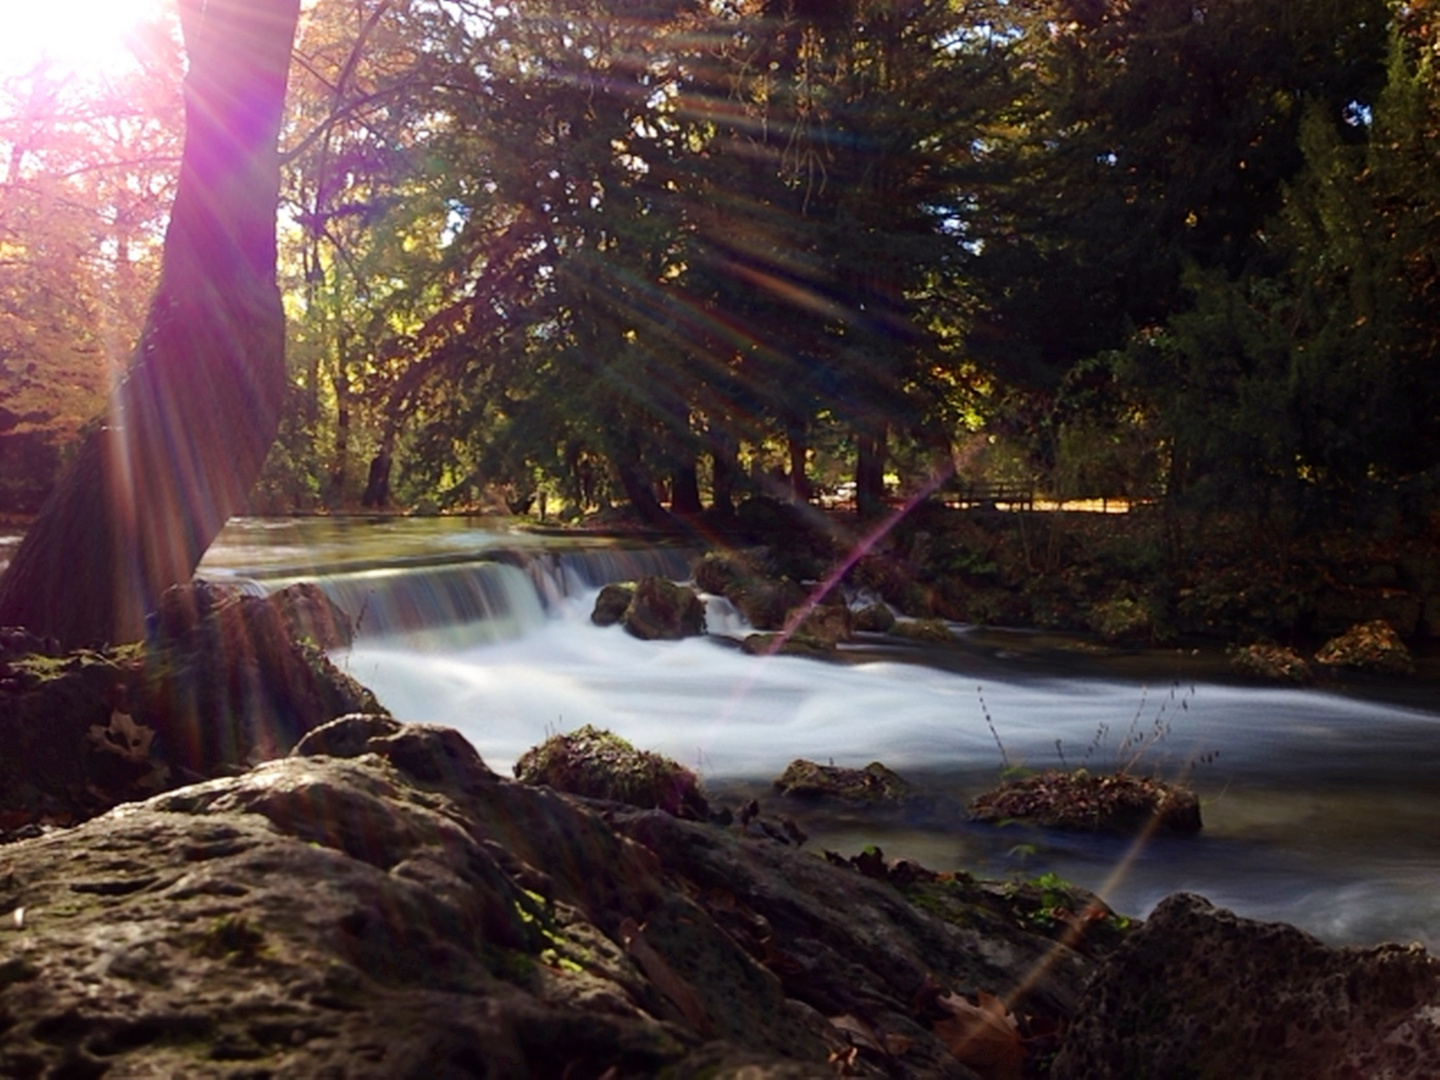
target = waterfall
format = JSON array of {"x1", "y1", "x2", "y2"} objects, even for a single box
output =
[{"x1": 210, "y1": 541, "x2": 701, "y2": 648}]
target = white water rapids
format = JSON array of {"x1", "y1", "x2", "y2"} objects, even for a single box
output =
[{"x1": 40, "y1": 515, "x2": 1440, "y2": 949}]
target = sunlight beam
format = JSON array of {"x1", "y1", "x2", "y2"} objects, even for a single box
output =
[{"x1": 0, "y1": 0, "x2": 169, "y2": 79}]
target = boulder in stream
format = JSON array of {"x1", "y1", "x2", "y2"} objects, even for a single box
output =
[
  {"x1": 729, "y1": 578, "x2": 809, "y2": 632},
  {"x1": 773, "y1": 759, "x2": 913, "y2": 805},
  {"x1": 969, "y1": 769, "x2": 1202, "y2": 835},
  {"x1": 591, "y1": 581, "x2": 634, "y2": 627},
  {"x1": 591, "y1": 576, "x2": 705, "y2": 640},
  {"x1": 692, "y1": 549, "x2": 762, "y2": 597},
  {"x1": 1229, "y1": 642, "x2": 1314, "y2": 682},
  {"x1": 790, "y1": 602, "x2": 853, "y2": 646},
  {"x1": 888, "y1": 617, "x2": 955, "y2": 644},
  {"x1": 852, "y1": 602, "x2": 896, "y2": 633},
  {"x1": 1315, "y1": 618, "x2": 1415, "y2": 676},
  {"x1": 513, "y1": 724, "x2": 710, "y2": 820}
]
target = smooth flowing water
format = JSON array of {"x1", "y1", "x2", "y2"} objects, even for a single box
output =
[{"x1": 10, "y1": 517, "x2": 1440, "y2": 947}]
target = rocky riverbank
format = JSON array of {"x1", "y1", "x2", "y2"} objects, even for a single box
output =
[{"x1": 5, "y1": 708, "x2": 1439, "y2": 1077}]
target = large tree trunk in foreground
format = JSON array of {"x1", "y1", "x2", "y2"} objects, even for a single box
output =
[{"x1": 0, "y1": 0, "x2": 301, "y2": 647}]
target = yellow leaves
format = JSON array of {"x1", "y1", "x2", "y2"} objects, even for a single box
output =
[{"x1": 932, "y1": 989, "x2": 1025, "y2": 1080}]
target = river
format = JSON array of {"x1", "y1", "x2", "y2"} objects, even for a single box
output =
[{"x1": 7, "y1": 515, "x2": 1440, "y2": 948}]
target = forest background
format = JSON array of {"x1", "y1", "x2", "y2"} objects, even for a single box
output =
[{"x1": 1, "y1": 0, "x2": 1437, "y2": 543}]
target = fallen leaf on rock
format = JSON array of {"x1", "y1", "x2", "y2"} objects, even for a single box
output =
[
  {"x1": 618, "y1": 917, "x2": 713, "y2": 1036},
  {"x1": 829, "y1": 1013, "x2": 886, "y2": 1056},
  {"x1": 933, "y1": 989, "x2": 1024, "y2": 1080},
  {"x1": 87, "y1": 710, "x2": 154, "y2": 762}
]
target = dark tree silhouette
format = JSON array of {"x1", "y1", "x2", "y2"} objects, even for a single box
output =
[{"x1": 0, "y1": 0, "x2": 301, "y2": 646}]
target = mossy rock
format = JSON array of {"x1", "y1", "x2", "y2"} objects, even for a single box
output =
[
  {"x1": 773, "y1": 759, "x2": 912, "y2": 804},
  {"x1": 852, "y1": 602, "x2": 896, "y2": 633},
  {"x1": 692, "y1": 551, "x2": 761, "y2": 597},
  {"x1": 624, "y1": 577, "x2": 706, "y2": 640},
  {"x1": 888, "y1": 617, "x2": 954, "y2": 643},
  {"x1": 514, "y1": 725, "x2": 709, "y2": 819},
  {"x1": 789, "y1": 603, "x2": 852, "y2": 646},
  {"x1": 1229, "y1": 643, "x2": 1313, "y2": 683},
  {"x1": 739, "y1": 632, "x2": 835, "y2": 657},
  {"x1": 593, "y1": 578, "x2": 705, "y2": 640},
  {"x1": 970, "y1": 769, "x2": 1201, "y2": 835},
  {"x1": 0, "y1": 644, "x2": 155, "y2": 822},
  {"x1": 845, "y1": 553, "x2": 927, "y2": 611},
  {"x1": 1314, "y1": 619, "x2": 1415, "y2": 676},
  {"x1": 591, "y1": 582, "x2": 635, "y2": 627},
  {"x1": 727, "y1": 578, "x2": 808, "y2": 632}
]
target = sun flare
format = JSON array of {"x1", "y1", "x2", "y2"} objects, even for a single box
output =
[{"x1": 1, "y1": 0, "x2": 170, "y2": 78}]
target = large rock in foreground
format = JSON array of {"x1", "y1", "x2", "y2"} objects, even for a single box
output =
[
  {"x1": 0, "y1": 717, "x2": 1098, "y2": 1078},
  {"x1": 1054, "y1": 892, "x2": 1440, "y2": 1079}
]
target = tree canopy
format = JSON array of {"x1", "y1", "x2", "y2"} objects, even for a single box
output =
[{"x1": 3, "y1": 0, "x2": 1436, "y2": 538}]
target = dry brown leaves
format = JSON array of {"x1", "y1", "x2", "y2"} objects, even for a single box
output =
[{"x1": 932, "y1": 989, "x2": 1025, "y2": 1080}]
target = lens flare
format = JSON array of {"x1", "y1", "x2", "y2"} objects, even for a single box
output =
[{"x1": 1, "y1": 0, "x2": 166, "y2": 78}]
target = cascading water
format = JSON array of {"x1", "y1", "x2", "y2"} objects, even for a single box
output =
[
  {"x1": 185, "y1": 516, "x2": 1440, "y2": 949},
  {"x1": 201, "y1": 517, "x2": 696, "y2": 648}
]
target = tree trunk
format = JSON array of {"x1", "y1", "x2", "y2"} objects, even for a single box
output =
[
  {"x1": 612, "y1": 430, "x2": 672, "y2": 528},
  {"x1": 856, "y1": 426, "x2": 888, "y2": 519},
  {"x1": 327, "y1": 344, "x2": 351, "y2": 509},
  {"x1": 670, "y1": 460, "x2": 702, "y2": 517},
  {"x1": 787, "y1": 429, "x2": 811, "y2": 504},
  {"x1": 0, "y1": 0, "x2": 301, "y2": 646},
  {"x1": 360, "y1": 454, "x2": 391, "y2": 509},
  {"x1": 710, "y1": 431, "x2": 739, "y2": 518}
]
